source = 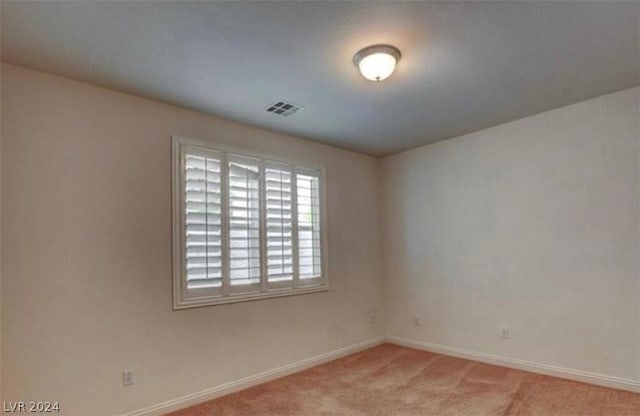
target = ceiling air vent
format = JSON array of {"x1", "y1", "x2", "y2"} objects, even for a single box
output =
[{"x1": 265, "y1": 99, "x2": 303, "y2": 117}]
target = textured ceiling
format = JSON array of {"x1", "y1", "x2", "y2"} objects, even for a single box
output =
[{"x1": 2, "y1": 1, "x2": 638, "y2": 156}]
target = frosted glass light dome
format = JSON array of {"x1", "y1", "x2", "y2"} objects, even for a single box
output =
[{"x1": 353, "y1": 45, "x2": 401, "y2": 82}]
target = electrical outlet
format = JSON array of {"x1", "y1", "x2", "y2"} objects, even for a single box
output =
[
  {"x1": 501, "y1": 327, "x2": 509, "y2": 339},
  {"x1": 368, "y1": 312, "x2": 376, "y2": 325},
  {"x1": 123, "y1": 369, "x2": 134, "y2": 386},
  {"x1": 413, "y1": 317, "x2": 421, "y2": 327}
]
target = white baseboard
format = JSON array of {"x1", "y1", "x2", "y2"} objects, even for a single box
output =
[
  {"x1": 123, "y1": 336, "x2": 386, "y2": 416},
  {"x1": 386, "y1": 335, "x2": 640, "y2": 393},
  {"x1": 124, "y1": 333, "x2": 638, "y2": 416}
]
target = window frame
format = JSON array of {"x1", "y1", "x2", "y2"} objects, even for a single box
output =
[{"x1": 172, "y1": 135, "x2": 329, "y2": 309}]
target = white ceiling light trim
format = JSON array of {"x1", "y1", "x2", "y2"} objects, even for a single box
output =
[{"x1": 353, "y1": 44, "x2": 401, "y2": 82}]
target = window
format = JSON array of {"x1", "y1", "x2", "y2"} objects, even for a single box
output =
[{"x1": 172, "y1": 136, "x2": 327, "y2": 309}]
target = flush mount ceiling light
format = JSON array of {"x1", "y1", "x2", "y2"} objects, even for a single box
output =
[{"x1": 353, "y1": 44, "x2": 401, "y2": 82}]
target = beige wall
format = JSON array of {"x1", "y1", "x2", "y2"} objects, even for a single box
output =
[
  {"x1": 381, "y1": 87, "x2": 640, "y2": 383},
  {"x1": 2, "y1": 62, "x2": 639, "y2": 415},
  {"x1": 0, "y1": 62, "x2": 3, "y2": 404},
  {"x1": 0, "y1": 64, "x2": 384, "y2": 415}
]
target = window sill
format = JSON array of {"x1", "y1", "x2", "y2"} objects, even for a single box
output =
[{"x1": 173, "y1": 284, "x2": 329, "y2": 310}]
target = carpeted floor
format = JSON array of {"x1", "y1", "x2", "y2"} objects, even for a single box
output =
[{"x1": 167, "y1": 343, "x2": 639, "y2": 416}]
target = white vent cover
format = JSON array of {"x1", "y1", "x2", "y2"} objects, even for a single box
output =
[{"x1": 265, "y1": 100, "x2": 303, "y2": 117}]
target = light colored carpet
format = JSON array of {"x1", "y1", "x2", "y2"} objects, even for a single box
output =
[{"x1": 167, "y1": 343, "x2": 639, "y2": 415}]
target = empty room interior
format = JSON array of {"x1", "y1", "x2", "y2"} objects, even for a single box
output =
[{"x1": 1, "y1": 1, "x2": 639, "y2": 415}]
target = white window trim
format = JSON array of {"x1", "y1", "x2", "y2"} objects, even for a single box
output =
[{"x1": 172, "y1": 135, "x2": 329, "y2": 309}]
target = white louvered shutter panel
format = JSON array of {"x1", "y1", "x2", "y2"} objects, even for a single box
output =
[
  {"x1": 228, "y1": 155, "x2": 262, "y2": 288},
  {"x1": 265, "y1": 162, "x2": 293, "y2": 284},
  {"x1": 296, "y1": 169, "x2": 322, "y2": 280},
  {"x1": 184, "y1": 151, "x2": 223, "y2": 292}
]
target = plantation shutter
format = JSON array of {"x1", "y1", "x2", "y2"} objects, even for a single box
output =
[
  {"x1": 265, "y1": 162, "x2": 294, "y2": 284},
  {"x1": 184, "y1": 150, "x2": 223, "y2": 292},
  {"x1": 174, "y1": 137, "x2": 328, "y2": 308},
  {"x1": 296, "y1": 169, "x2": 322, "y2": 280},
  {"x1": 227, "y1": 155, "x2": 262, "y2": 288}
]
